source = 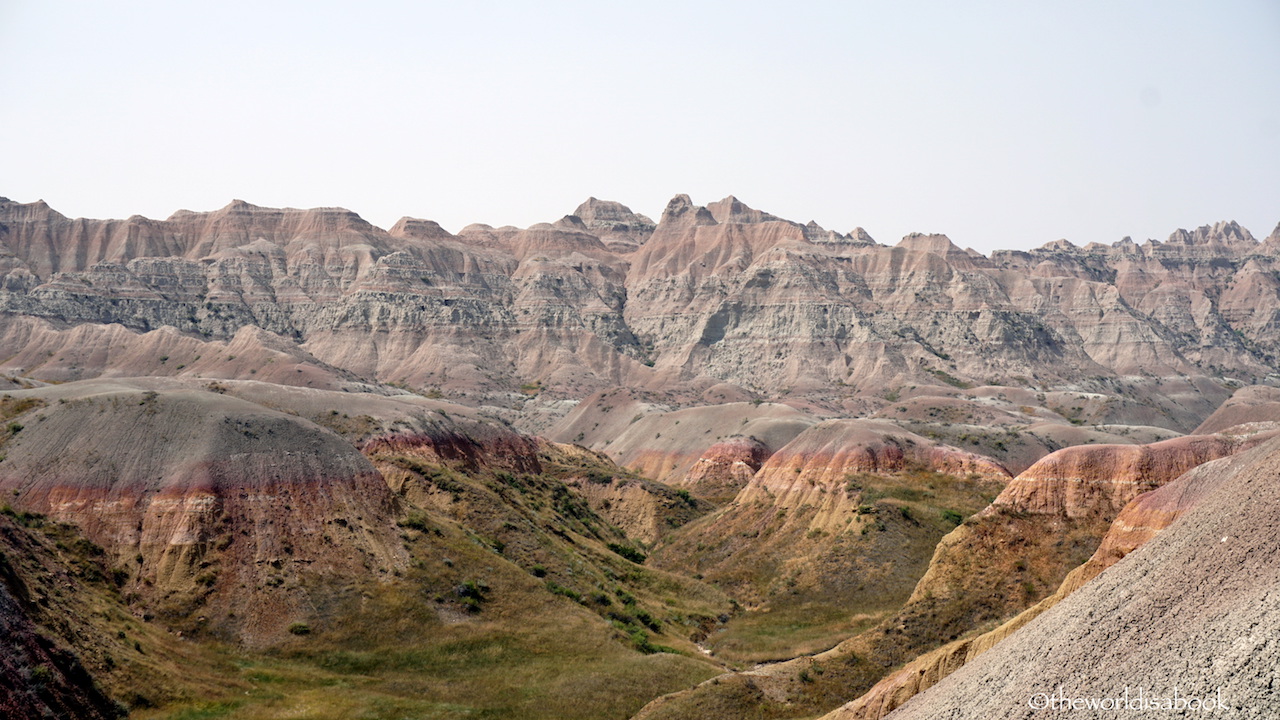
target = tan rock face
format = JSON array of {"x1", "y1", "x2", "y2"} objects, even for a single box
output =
[
  {"x1": 2, "y1": 196, "x2": 1275, "y2": 429},
  {"x1": 680, "y1": 436, "x2": 770, "y2": 502},
  {"x1": 738, "y1": 419, "x2": 1010, "y2": 509},
  {"x1": 987, "y1": 434, "x2": 1243, "y2": 519},
  {"x1": 569, "y1": 197, "x2": 655, "y2": 252},
  {"x1": 1193, "y1": 384, "x2": 1280, "y2": 434}
]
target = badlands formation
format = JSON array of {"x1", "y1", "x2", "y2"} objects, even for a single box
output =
[{"x1": 0, "y1": 194, "x2": 1277, "y2": 719}]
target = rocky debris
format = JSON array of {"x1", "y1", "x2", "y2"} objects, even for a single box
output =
[{"x1": 878, "y1": 435, "x2": 1280, "y2": 720}]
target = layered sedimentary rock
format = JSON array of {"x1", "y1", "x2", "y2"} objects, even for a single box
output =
[
  {"x1": 2, "y1": 196, "x2": 1276, "y2": 431},
  {"x1": 1193, "y1": 384, "x2": 1280, "y2": 434},
  {"x1": 901, "y1": 432, "x2": 1249, "y2": 626},
  {"x1": 570, "y1": 198, "x2": 656, "y2": 252},
  {"x1": 0, "y1": 380, "x2": 406, "y2": 645},
  {"x1": 985, "y1": 433, "x2": 1244, "y2": 519},
  {"x1": 550, "y1": 390, "x2": 815, "y2": 484},
  {"x1": 653, "y1": 420, "x2": 1010, "y2": 610},
  {"x1": 679, "y1": 436, "x2": 771, "y2": 502},
  {"x1": 739, "y1": 419, "x2": 1010, "y2": 508}
]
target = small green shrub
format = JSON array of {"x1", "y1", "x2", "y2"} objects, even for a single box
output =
[
  {"x1": 546, "y1": 581, "x2": 582, "y2": 603},
  {"x1": 607, "y1": 543, "x2": 647, "y2": 564},
  {"x1": 397, "y1": 513, "x2": 433, "y2": 532}
]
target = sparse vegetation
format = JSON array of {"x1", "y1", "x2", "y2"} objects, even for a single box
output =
[
  {"x1": 927, "y1": 368, "x2": 973, "y2": 389},
  {"x1": 607, "y1": 542, "x2": 648, "y2": 564}
]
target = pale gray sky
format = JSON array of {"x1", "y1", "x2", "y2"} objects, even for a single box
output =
[{"x1": 2, "y1": 0, "x2": 1278, "y2": 253}]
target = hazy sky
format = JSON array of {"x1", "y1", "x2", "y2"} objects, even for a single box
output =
[{"x1": 3, "y1": 0, "x2": 1278, "y2": 253}]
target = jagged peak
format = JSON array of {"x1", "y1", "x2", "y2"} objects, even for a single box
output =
[
  {"x1": 663, "y1": 194, "x2": 695, "y2": 216},
  {"x1": 706, "y1": 195, "x2": 781, "y2": 225},
  {"x1": 0, "y1": 198, "x2": 66, "y2": 222},
  {"x1": 851, "y1": 227, "x2": 876, "y2": 245},
  {"x1": 553, "y1": 214, "x2": 589, "y2": 231},
  {"x1": 388, "y1": 216, "x2": 454, "y2": 241},
  {"x1": 897, "y1": 232, "x2": 963, "y2": 255},
  {"x1": 657, "y1": 194, "x2": 718, "y2": 228},
  {"x1": 1037, "y1": 238, "x2": 1078, "y2": 252},
  {"x1": 1166, "y1": 220, "x2": 1256, "y2": 247}
]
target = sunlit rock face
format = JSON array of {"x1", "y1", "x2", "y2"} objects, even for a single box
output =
[{"x1": 1, "y1": 196, "x2": 1276, "y2": 430}]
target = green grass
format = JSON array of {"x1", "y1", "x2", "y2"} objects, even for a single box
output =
[
  {"x1": 704, "y1": 604, "x2": 888, "y2": 664},
  {"x1": 654, "y1": 465, "x2": 1005, "y2": 667},
  {"x1": 143, "y1": 616, "x2": 719, "y2": 720},
  {"x1": 133, "y1": 450, "x2": 730, "y2": 720}
]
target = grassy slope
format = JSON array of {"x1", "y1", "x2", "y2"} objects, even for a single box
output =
[
  {"x1": 126, "y1": 440, "x2": 730, "y2": 720},
  {"x1": 655, "y1": 468, "x2": 1003, "y2": 666}
]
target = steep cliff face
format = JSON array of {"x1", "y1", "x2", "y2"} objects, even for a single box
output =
[
  {"x1": 2, "y1": 196, "x2": 1275, "y2": 428},
  {"x1": 0, "y1": 196, "x2": 650, "y2": 405}
]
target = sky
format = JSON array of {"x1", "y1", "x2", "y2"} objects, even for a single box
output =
[{"x1": 2, "y1": 0, "x2": 1278, "y2": 254}]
